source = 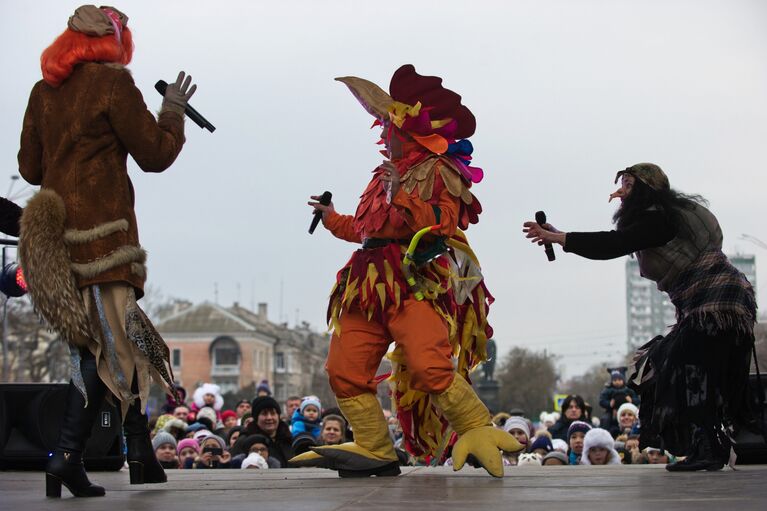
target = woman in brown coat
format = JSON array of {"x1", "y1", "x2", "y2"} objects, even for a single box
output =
[{"x1": 16, "y1": 5, "x2": 197, "y2": 498}]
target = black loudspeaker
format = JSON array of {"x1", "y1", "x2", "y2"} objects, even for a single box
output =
[
  {"x1": 0, "y1": 383, "x2": 124, "y2": 471},
  {"x1": 733, "y1": 373, "x2": 767, "y2": 464}
]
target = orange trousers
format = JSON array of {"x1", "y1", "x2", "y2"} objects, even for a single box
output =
[{"x1": 326, "y1": 298, "x2": 455, "y2": 398}]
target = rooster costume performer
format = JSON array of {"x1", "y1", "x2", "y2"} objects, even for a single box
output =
[
  {"x1": 293, "y1": 65, "x2": 521, "y2": 477},
  {"x1": 17, "y1": 5, "x2": 196, "y2": 498}
]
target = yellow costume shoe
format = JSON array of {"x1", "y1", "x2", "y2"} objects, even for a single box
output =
[
  {"x1": 288, "y1": 393, "x2": 400, "y2": 477},
  {"x1": 433, "y1": 375, "x2": 523, "y2": 477}
]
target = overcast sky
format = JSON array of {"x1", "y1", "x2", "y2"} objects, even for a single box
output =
[{"x1": 1, "y1": 0, "x2": 765, "y2": 378}]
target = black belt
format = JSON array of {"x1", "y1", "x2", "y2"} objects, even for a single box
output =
[{"x1": 361, "y1": 238, "x2": 410, "y2": 249}]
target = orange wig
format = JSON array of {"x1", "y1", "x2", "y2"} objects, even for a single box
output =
[{"x1": 40, "y1": 27, "x2": 134, "y2": 87}]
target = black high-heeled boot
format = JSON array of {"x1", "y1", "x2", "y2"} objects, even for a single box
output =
[
  {"x1": 45, "y1": 352, "x2": 107, "y2": 498},
  {"x1": 123, "y1": 400, "x2": 167, "y2": 484}
]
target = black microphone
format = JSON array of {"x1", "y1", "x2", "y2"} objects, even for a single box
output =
[
  {"x1": 535, "y1": 210, "x2": 556, "y2": 262},
  {"x1": 309, "y1": 191, "x2": 332, "y2": 234},
  {"x1": 155, "y1": 80, "x2": 216, "y2": 133}
]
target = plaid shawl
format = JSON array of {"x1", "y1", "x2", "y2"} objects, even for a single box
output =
[{"x1": 667, "y1": 250, "x2": 757, "y2": 334}]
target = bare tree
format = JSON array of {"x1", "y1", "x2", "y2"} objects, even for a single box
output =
[
  {"x1": 1, "y1": 296, "x2": 60, "y2": 382},
  {"x1": 495, "y1": 346, "x2": 559, "y2": 418}
]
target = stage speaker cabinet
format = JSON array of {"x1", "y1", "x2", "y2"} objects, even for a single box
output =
[
  {"x1": 733, "y1": 373, "x2": 767, "y2": 464},
  {"x1": 0, "y1": 383, "x2": 124, "y2": 471}
]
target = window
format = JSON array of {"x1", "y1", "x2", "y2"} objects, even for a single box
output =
[
  {"x1": 172, "y1": 348, "x2": 181, "y2": 368},
  {"x1": 212, "y1": 338, "x2": 240, "y2": 366},
  {"x1": 275, "y1": 352, "x2": 285, "y2": 372}
]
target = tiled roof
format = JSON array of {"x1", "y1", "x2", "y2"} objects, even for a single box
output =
[{"x1": 156, "y1": 302, "x2": 261, "y2": 334}]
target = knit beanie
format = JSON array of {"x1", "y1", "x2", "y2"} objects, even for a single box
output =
[
  {"x1": 567, "y1": 420, "x2": 592, "y2": 440},
  {"x1": 152, "y1": 431, "x2": 177, "y2": 452},
  {"x1": 300, "y1": 396, "x2": 322, "y2": 415},
  {"x1": 221, "y1": 410, "x2": 238, "y2": 422},
  {"x1": 529, "y1": 435, "x2": 553, "y2": 453},
  {"x1": 193, "y1": 429, "x2": 213, "y2": 442},
  {"x1": 200, "y1": 434, "x2": 227, "y2": 451},
  {"x1": 617, "y1": 402, "x2": 639, "y2": 419},
  {"x1": 542, "y1": 451, "x2": 568, "y2": 465},
  {"x1": 176, "y1": 438, "x2": 200, "y2": 455},
  {"x1": 251, "y1": 396, "x2": 281, "y2": 419},
  {"x1": 196, "y1": 406, "x2": 218, "y2": 425},
  {"x1": 256, "y1": 379, "x2": 272, "y2": 396},
  {"x1": 240, "y1": 452, "x2": 268, "y2": 469},
  {"x1": 611, "y1": 370, "x2": 624, "y2": 382},
  {"x1": 503, "y1": 416, "x2": 531, "y2": 438}
]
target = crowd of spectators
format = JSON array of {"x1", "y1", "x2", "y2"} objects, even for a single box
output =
[{"x1": 145, "y1": 370, "x2": 673, "y2": 471}]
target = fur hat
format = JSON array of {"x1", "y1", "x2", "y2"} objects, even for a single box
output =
[
  {"x1": 580, "y1": 428, "x2": 621, "y2": 465},
  {"x1": 193, "y1": 383, "x2": 224, "y2": 411},
  {"x1": 300, "y1": 396, "x2": 321, "y2": 415},
  {"x1": 503, "y1": 417, "x2": 531, "y2": 438},
  {"x1": 567, "y1": 420, "x2": 592, "y2": 440},
  {"x1": 542, "y1": 451, "x2": 568, "y2": 465},
  {"x1": 614, "y1": 163, "x2": 670, "y2": 191},
  {"x1": 617, "y1": 402, "x2": 639, "y2": 419},
  {"x1": 240, "y1": 452, "x2": 268, "y2": 470},
  {"x1": 552, "y1": 439, "x2": 569, "y2": 453},
  {"x1": 177, "y1": 438, "x2": 200, "y2": 455},
  {"x1": 151, "y1": 431, "x2": 177, "y2": 452},
  {"x1": 517, "y1": 453, "x2": 542, "y2": 466},
  {"x1": 162, "y1": 418, "x2": 188, "y2": 434}
]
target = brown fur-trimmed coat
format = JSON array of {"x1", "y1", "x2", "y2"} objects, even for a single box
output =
[{"x1": 17, "y1": 62, "x2": 185, "y2": 298}]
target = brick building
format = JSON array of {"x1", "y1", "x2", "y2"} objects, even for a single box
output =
[{"x1": 156, "y1": 302, "x2": 332, "y2": 405}]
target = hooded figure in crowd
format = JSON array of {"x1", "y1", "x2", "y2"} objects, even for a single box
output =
[{"x1": 17, "y1": 5, "x2": 197, "y2": 498}]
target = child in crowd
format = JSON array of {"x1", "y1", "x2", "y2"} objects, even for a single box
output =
[
  {"x1": 580, "y1": 428, "x2": 621, "y2": 465},
  {"x1": 177, "y1": 438, "x2": 200, "y2": 469},
  {"x1": 240, "y1": 452, "x2": 269, "y2": 469},
  {"x1": 502, "y1": 417, "x2": 531, "y2": 465},
  {"x1": 221, "y1": 410, "x2": 238, "y2": 430},
  {"x1": 193, "y1": 435, "x2": 231, "y2": 469},
  {"x1": 567, "y1": 421, "x2": 592, "y2": 465},
  {"x1": 152, "y1": 432, "x2": 178, "y2": 469},
  {"x1": 191, "y1": 383, "x2": 224, "y2": 418},
  {"x1": 291, "y1": 396, "x2": 322, "y2": 439},
  {"x1": 599, "y1": 369, "x2": 639, "y2": 432},
  {"x1": 542, "y1": 451, "x2": 568, "y2": 466},
  {"x1": 528, "y1": 432, "x2": 554, "y2": 457}
]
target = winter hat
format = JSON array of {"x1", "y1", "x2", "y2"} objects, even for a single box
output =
[
  {"x1": 542, "y1": 451, "x2": 568, "y2": 465},
  {"x1": 152, "y1": 431, "x2": 177, "y2": 452},
  {"x1": 177, "y1": 438, "x2": 200, "y2": 456},
  {"x1": 617, "y1": 402, "x2": 639, "y2": 419},
  {"x1": 193, "y1": 429, "x2": 213, "y2": 442},
  {"x1": 503, "y1": 417, "x2": 531, "y2": 438},
  {"x1": 251, "y1": 396, "x2": 281, "y2": 419},
  {"x1": 152, "y1": 414, "x2": 175, "y2": 436},
  {"x1": 256, "y1": 379, "x2": 272, "y2": 396},
  {"x1": 221, "y1": 410, "x2": 238, "y2": 423},
  {"x1": 610, "y1": 370, "x2": 624, "y2": 382},
  {"x1": 529, "y1": 435, "x2": 553, "y2": 453},
  {"x1": 162, "y1": 418, "x2": 188, "y2": 434},
  {"x1": 539, "y1": 412, "x2": 556, "y2": 426},
  {"x1": 193, "y1": 383, "x2": 224, "y2": 411},
  {"x1": 516, "y1": 453, "x2": 542, "y2": 467},
  {"x1": 186, "y1": 422, "x2": 208, "y2": 433},
  {"x1": 580, "y1": 428, "x2": 621, "y2": 465},
  {"x1": 552, "y1": 439, "x2": 568, "y2": 453},
  {"x1": 240, "y1": 452, "x2": 268, "y2": 469},
  {"x1": 567, "y1": 420, "x2": 592, "y2": 440},
  {"x1": 300, "y1": 396, "x2": 322, "y2": 415},
  {"x1": 200, "y1": 434, "x2": 227, "y2": 451},
  {"x1": 196, "y1": 406, "x2": 218, "y2": 424}
]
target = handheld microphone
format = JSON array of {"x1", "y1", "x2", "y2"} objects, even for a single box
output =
[
  {"x1": 155, "y1": 80, "x2": 216, "y2": 133},
  {"x1": 309, "y1": 191, "x2": 332, "y2": 234},
  {"x1": 535, "y1": 210, "x2": 556, "y2": 262}
]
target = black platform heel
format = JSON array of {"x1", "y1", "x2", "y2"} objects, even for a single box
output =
[
  {"x1": 45, "y1": 450, "x2": 106, "y2": 498},
  {"x1": 124, "y1": 401, "x2": 167, "y2": 484}
]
